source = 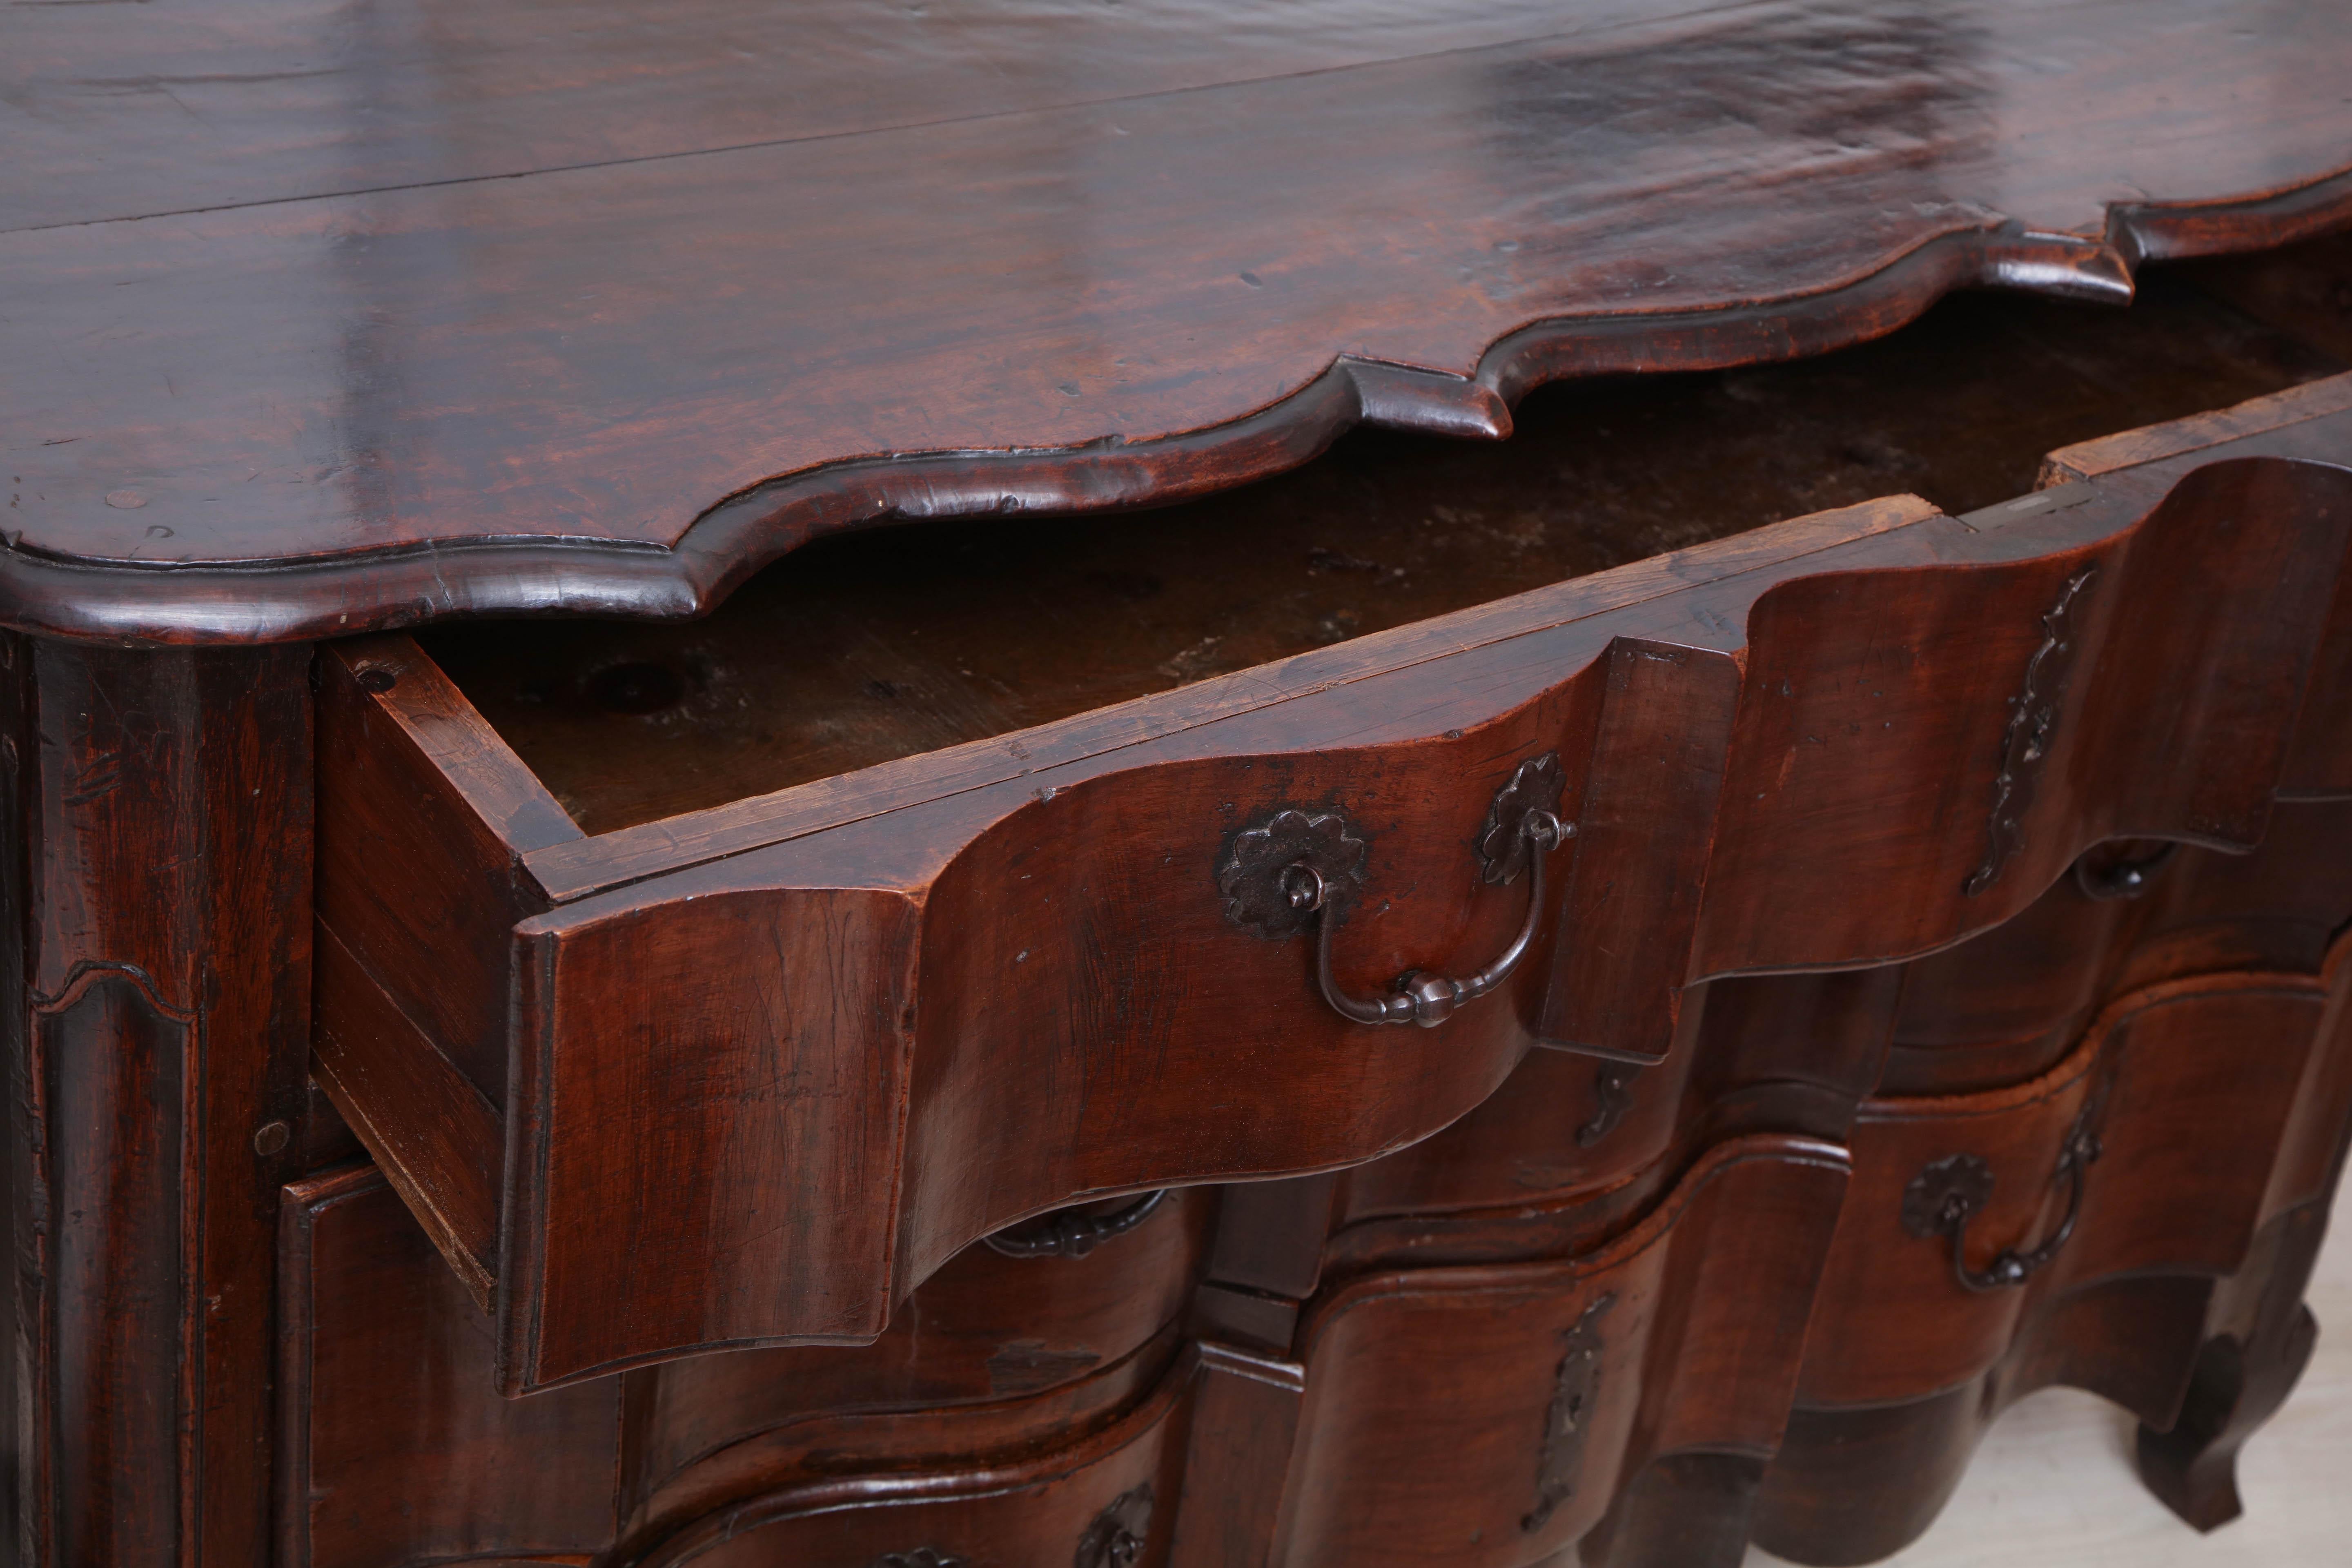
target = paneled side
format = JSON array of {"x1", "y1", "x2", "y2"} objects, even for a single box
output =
[
  {"x1": 36, "y1": 977, "x2": 185, "y2": 1568},
  {"x1": 0, "y1": 638, "x2": 18, "y2": 1568},
  {"x1": 7, "y1": 644, "x2": 312, "y2": 1568}
]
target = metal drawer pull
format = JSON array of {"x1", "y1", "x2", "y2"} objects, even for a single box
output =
[
  {"x1": 1219, "y1": 753, "x2": 1572, "y2": 1029},
  {"x1": 984, "y1": 1189, "x2": 1169, "y2": 1259},
  {"x1": 1900, "y1": 1109, "x2": 2103, "y2": 1293},
  {"x1": 1286, "y1": 816, "x2": 1563, "y2": 1026}
]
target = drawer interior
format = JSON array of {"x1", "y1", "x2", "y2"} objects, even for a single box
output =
[{"x1": 419, "y1": 233, "x2": 2352, "y2": 835}]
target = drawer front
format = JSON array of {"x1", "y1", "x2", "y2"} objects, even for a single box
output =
[
  {"x1": 622, "y1": 1188, "x2": 1212, "y2": 1539},
  {"x1": 1693, "y1": 452, "x2": 2352, "y2": 977},
  {"x1": 630, "y1": 1357, "x2": 1194, "y2": 1568},
  {"x1": 319, "y1": 494, "x2": 1911, "y2": 1390},
  {"x1": 1799, "y1": 969, "x2": 2335, "y2": 1406},
  {"x1": 314, "y1": 382, "x2": 2352, "y2": 1392},
  {"x1": 278, "y1": 1167, "x2": 622, "y2": 1568},
  {"x1": 1271, "y1": 1135, "x2": 1849, "y2": 1568},
  {"x1": 506, "y1": 706, "x2": 1610, "y2": 1390},
  {"x1": 281, "y1": 1166, "x2": 1212, "y2": 1568}
]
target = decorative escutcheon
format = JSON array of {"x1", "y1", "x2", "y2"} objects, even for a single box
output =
[
  {"x1": 983, "y1": 1189, "x2": 1169, "y2": 1259},
  {"x1": 1964, "y1": 566, "x2": 2097, "y2": 898},
  {"x1": 1217, "y1": 754, "x2": 1572, "y2": 1029},
  {"x1": 1900, "y1": 1106, "x2": 2103, "y2": 1293},
  {"x1": 1523, "y1": 1293, "x2": 1616, "y2": 1532},
  {"x1": 872, "y1": 1552, "x2": 966, "y2": 1568}
]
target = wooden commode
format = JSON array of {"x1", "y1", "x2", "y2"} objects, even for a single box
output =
[{"x1": 5, "y1": 4, "x2": 2352, "y2": 1564}]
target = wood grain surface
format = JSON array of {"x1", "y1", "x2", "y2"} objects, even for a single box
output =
[
  {"x1": 277, "y1": 1166, "x2": 622, "y2": 1568},
  {"x1": 5, "y1": 1, "x2": 2352, "y2": 639}
]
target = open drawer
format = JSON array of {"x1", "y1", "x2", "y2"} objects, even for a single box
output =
[{"x1": 314, "y1": 244, "x2": 2352, "y2": 1392}]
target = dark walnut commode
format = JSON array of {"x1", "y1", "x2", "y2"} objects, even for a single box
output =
[{"x1": 6, "y1": 5, "x2": 2352, "y2": 1567}]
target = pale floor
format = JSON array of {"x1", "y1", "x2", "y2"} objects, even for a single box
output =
[{"x1": 1748, "y1": 1195, "x2": 2352, "y2": 1568}]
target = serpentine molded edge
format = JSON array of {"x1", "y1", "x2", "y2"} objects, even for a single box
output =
[{"x1": 5, "y1": 168, "x2": 2349, "y2": 647}]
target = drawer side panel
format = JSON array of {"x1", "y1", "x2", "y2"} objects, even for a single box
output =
[{"x1": 316, "y1": 640, "x2": 572, "y2": 1106}]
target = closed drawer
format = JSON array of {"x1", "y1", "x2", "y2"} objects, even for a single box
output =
[
  {"x1": 1271, "y1": 1134, "x2": 1849, "y2": 1568},
  {"x1": 618, "y1": 1187, "x2": 1212, "y2": 1550},
  {"x1": 280, "y1": 1164, "x2": 1214, "y2": 1568},
  {"x1": 1798, "y1": 965, "x2": 2345, "y2": 1409},
  {"x1": 628, "y1": 1367, "x2": 1187, "y2": 1568},
  {"x1": 315, "y1": 259, "x2": 2352, "y2": 1392}
]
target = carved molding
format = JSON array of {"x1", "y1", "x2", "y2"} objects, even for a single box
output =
[
  {"x1": 1523, "y1": 1294, "x2": 1618, "y2": 1532},
  {"x1": 10, "y1": 172, "x2": 2352, "y2": 645},
  {"x1": 27, "y1": 958, "x2": 192, "y2": 1022},
  {"x1": 25, "y1": 969, "x2": 193, "y2": 1558},
  {"x1": 1965, "y1": 567, "x2": 2098, "y2": 897}
]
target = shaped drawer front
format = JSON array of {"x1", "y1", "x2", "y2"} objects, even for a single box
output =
[
  {"x1": 506, "y1": 724, "x2": 1609, "y2": 1390},
  {"x1": 631, "y1": 1355, "x2": 1192, "y2": 1568},
  {"x1": 1693, "y1": 450, "x2": 2352, "y2": 980},
  {"x1": 315, "y1": 379, "x2": 2352, "y2": 1392},
  {"x1": 1272, "y1": 1136, "x2": 1849, "y2": 1568},
  {"x1": 1800, "y1": 969, "x2": 2337, "y2": 1408},
  {"x1": 317, "y1": 494, "x2": 1919, "y2": 1391}
]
